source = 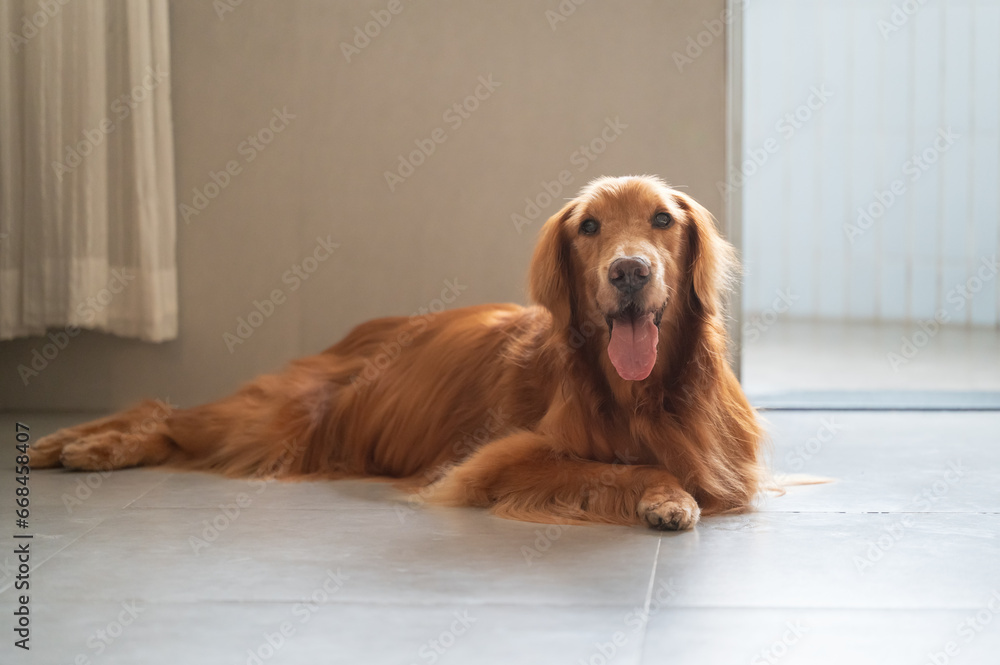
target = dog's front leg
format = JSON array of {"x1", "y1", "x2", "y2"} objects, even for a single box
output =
[{"x1": 425, "y1": 432, "x2": 699, "y2": 530}]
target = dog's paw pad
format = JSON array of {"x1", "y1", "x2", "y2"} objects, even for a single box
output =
[{"x1": 639, "y1": 493, "x2": 700, "y2": 531}]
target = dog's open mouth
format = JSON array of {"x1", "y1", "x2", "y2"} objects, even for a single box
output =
[{"x1": 604, "y1": 303, "x2": 665, "y2": 381}]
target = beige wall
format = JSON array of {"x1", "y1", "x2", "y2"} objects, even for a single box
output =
[{"x1": 0, "y1": 0, "x2": 730, "y2": 411}]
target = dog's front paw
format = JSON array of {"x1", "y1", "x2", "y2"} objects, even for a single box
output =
[
  {"x1": 638, "y1": 489, "x2": 700, "y2": 531},
  {"x1": 59, "y1": 432, "x2": 134, "y2": 471},
  {"x1": 28, "y1": 429, "x2": 79, "y2": 468}
]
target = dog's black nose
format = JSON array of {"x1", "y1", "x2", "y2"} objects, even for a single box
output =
[{"x1": 608, "y1": 257, "x2": 651, "y2": 294}]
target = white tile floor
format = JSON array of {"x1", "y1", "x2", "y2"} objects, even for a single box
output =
[{"x1": 2, "y1": 410, "x2": 999, "y2": 664}]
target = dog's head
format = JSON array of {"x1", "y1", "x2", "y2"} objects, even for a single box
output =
[{"x1": 529, "y1": 175, "x2": 735, "y2": 382}]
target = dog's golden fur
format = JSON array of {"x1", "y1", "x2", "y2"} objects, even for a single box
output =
[{"x1": 30, "y1": 175, "x2": 763, "y2": 530}]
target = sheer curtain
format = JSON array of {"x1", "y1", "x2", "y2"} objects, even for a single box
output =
[{"x1": 0, "y1": 0, "x2": 177, "y2": 342}]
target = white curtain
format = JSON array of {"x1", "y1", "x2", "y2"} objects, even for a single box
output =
[{"x1": 0, "y1": 0, "x2": 177, "y2": 342}]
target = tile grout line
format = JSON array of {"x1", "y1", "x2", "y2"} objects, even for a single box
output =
[
  {"x1": 633, "y1": 535, "x2": 662, "y2": 664},
  {"x1": 0, "y1": 516, "x2": 108, "y2": 596},
  {"x1": 1, "y1": 473, "x2": 170, "y2": 596},
  {"x1": 120, "y1": 473, "x2": 173, "y2": 509}
]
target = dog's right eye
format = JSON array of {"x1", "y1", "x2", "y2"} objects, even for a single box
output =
[{"x1": 579, "y1": 219, "x2": 600, "y2": 236}]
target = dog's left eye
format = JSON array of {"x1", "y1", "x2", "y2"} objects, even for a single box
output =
[{"x1": 652, "y1": 212, "x2": 674, "y2": 229}]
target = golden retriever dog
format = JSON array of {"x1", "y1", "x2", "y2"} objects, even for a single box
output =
[{"x1": 30, "y1": 175, "x2": 763, "y2": 530}]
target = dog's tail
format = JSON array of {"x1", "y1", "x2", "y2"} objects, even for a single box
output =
[
  {"x1": 764, "y1": 472, "x2": 834, "y2": 497},
  {"x1": 773, "y1": 473, "x2": 833, "y2": 486}
]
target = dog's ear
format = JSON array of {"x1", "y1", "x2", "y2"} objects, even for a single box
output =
[
  {"x1": 680, "y1": 195, "x2": 736, "y2": 319},
  {"x1": 528, "y1": 201, "x2": 578, "y2": 325}
]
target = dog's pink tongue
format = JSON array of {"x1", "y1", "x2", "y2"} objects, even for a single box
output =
[{"x1": 607, "y1": 313, "x2": 658, "y2": 381}]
